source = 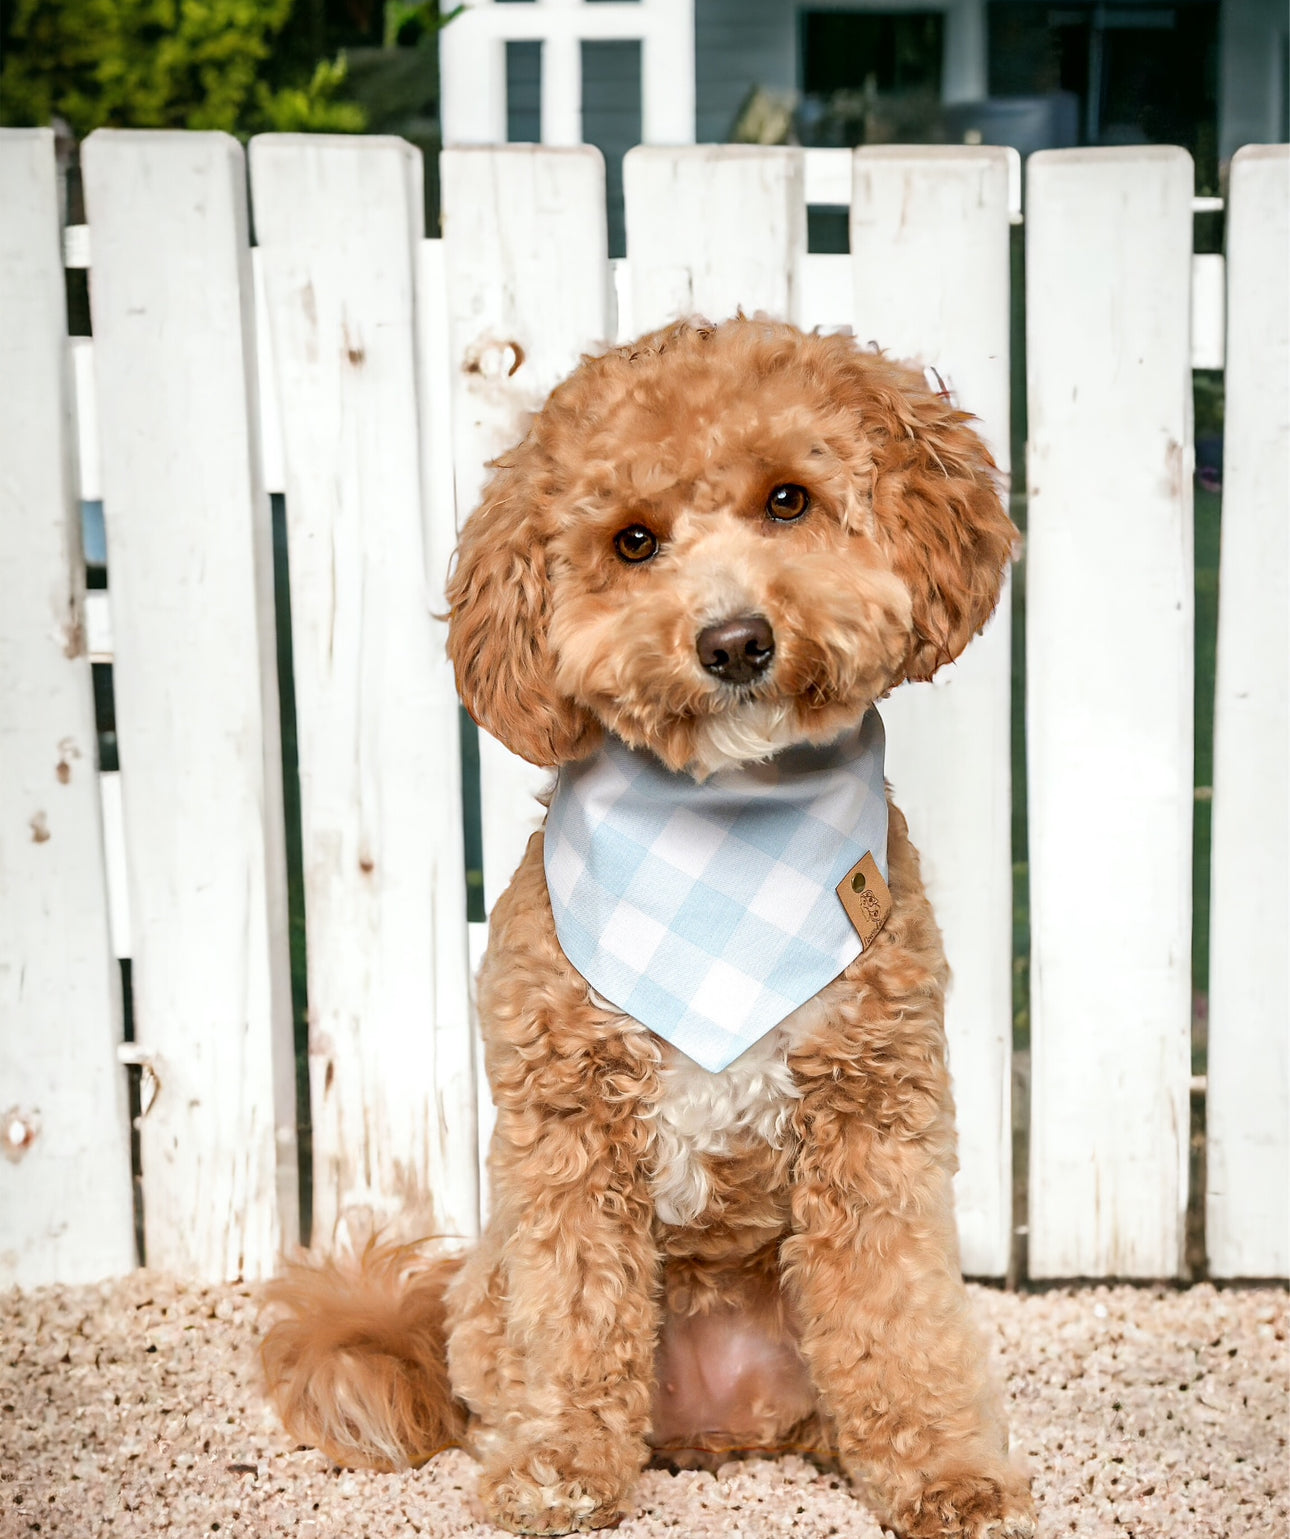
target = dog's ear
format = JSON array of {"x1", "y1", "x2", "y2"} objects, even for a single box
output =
[
  {"x1": 445, "y1": 450, "x2": 601, "y2": 768},
  {"x1": 845, "y1": 354, "x2": 1017, "y2": 684}
]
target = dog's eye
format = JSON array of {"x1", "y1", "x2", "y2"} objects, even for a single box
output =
[
  {"x1": 613, "y1": 525, "x2": 659, "y2": 563},
  {"x1": 767, "y1": 484, "x2": 811, "y2": 521}
]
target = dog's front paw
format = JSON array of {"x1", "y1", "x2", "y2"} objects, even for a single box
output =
[
  {"x1": 479, "y1": 1458, "x2": 631, "y2": 1535},
  {"x1": 885, "y1": 1467, "x2": 1036, "y2": 1539}
]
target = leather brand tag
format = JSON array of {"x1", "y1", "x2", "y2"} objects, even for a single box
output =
[{"x1": 836, "y1": 851, "x2": 893, "y2": 947}]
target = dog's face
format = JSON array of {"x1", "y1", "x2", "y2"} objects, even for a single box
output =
[{"x1": 446, "y1": 319, "x2": 1015, "y2": 776}]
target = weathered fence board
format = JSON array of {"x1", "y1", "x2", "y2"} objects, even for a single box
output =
[
  {"x1": 0, "y1": 129, "x2": 134, "y2": 1287},
  {"x1": 80, "y1": 130, "x2": 296, "y2": 1280},
  {"x1": 1206, "y1": 144, "x2": 1290, "y2": 1280},
  {"x1": 415, "y1": 230, "x2": 486, "y2": 1237},
  {"x1": 439, "y1": 145, "x2": 610, "y2": 1209},
  {"x1": 250, "y1": 135, "x2": 478, "y2": 1250},
  {"x1": 851, "y1": 147, "x2": 1015, "y2": 1278},
  {"x1": 623, "y1": 145, "x2": 805, "y2": 333},
  {"x1": 1026, "y1": 148, "x2": 1194, "y2": 1278},
  {"x1": 440, "y1": 146, "x2": 610, "y2": 917}
]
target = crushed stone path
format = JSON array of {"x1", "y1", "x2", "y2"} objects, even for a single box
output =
[{"x1": 2, "y1": 1274, "x2": 1285, "y2": 1537}]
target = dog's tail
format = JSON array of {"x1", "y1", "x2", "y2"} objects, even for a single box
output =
[{"x1": 259, "y1": 1238, "x2": 467, "y2": 1470}]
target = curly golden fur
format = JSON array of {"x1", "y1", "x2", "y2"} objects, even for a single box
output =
[{"x1": 261, "y1": 318, "x2": 1035, "y2": 1538}]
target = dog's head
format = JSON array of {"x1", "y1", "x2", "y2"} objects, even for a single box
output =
[{"x1": 446, "y1": 318, "x2": 1015, "y2": 776}]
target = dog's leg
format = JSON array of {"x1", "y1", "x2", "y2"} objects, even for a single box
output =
[
  {"x1": 466, "y1": 1133, "x2": 659, "y2": 1534},
  {"x1": 444, "y1": 1230, "x2": 518, "y2": 1453},
  {"x1": 457, "y1": 838, "x2": 664, "y2": 1535},
  {"x1": 449, "y1": 1051, "x2": 660, "y2": 1534},
  {"x1": 784, "y1": 1036, "x2": 1034, "y2": 1539}
]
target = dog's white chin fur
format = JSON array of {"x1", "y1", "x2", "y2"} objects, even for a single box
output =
[
  {"x1": 688, "y1": 700, "x2": 801, "y2": 778},
  {"x1": 689, "y1": 696, "x2": 881, "y2": 778}
]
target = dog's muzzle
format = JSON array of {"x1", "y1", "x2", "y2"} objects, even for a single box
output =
[{"x1": 696, "y1": 615, "x2": 775, "y2": 685}]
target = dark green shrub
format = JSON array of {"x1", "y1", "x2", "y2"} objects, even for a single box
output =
[{"x1": 0, "y1": 0, "x2": 366, "y2": 137}]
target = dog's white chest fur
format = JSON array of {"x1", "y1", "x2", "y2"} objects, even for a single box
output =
[
  {"x1": 641, "y1": 990, "x2": 834, "y2": 1226},
  {"x1": 649, "y1": 1029, "x2": 797, "y2": 1226},
  {"x1": 588, "y1": 981, "x2": 830, "y2": 1228}
]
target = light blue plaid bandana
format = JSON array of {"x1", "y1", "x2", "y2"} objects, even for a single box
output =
[{"x1": 543, "y1": 710, "x2": 889, "y2": 1073}]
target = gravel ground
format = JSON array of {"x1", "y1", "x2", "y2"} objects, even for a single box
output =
[{"x1": 2, "y1": 1273, "x2": 1285, "y2": 1538}]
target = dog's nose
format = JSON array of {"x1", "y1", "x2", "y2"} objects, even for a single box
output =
[{"x1": 696, "y1": 615, "x2": 775, "y2": 684}]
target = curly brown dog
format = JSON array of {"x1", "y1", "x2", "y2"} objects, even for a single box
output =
[{"x1": 260, "y1": 317, "x2": 1036, "y2": 1538}]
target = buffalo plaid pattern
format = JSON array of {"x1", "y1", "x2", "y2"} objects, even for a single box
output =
[{"x1": 543, "y1": 711, "x2": 889, "y2": 1073}]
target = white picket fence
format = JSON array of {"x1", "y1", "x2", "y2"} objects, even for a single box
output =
[{"x1": 1, "y1": 129, "x2": 1286, "y2": 1290}]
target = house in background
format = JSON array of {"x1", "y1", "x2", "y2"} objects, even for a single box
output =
[{"x1": 440, "y1": 0, "x2": 1289, "y2": 250}]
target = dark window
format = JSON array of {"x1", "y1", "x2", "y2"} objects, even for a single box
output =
[
  {"x1": 506, "y1": 39, "x2": 542, "y2": 142},
  {"x1": 987, "y1": 2, "x2": 1219, "y2": 188},
  {"x1": 800, "y1": 10, "x2": 944, "y2": 97},
  {"x1": 797, "y1": 10, "x2": 945, "y2": 149},
  {"x1": 582, "y1": 38, "x2": 642, "y2": 259}
]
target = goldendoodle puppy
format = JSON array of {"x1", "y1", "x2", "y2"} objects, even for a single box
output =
[{"x1": 261, "y1": 317, "x2": 1035, "y2": 1539}]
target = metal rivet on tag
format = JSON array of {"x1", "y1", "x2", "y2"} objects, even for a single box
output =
[{"x1": 837, "y1": 851, "x2": 893, "y2": 948}]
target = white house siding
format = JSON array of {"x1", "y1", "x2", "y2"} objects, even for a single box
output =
[{"x1": 506, "y1": 38, "x2": 643, "y2": 257}]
